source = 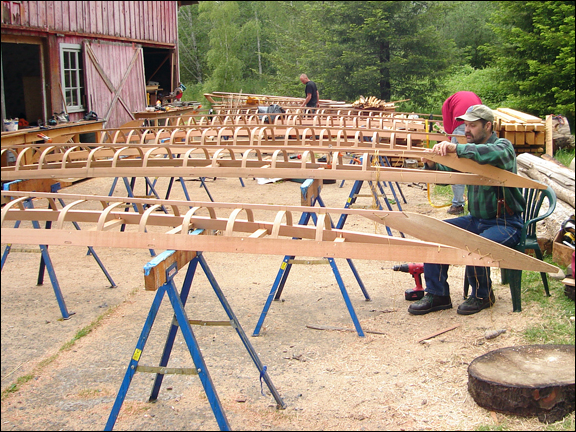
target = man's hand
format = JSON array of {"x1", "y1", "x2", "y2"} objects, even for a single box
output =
[
  {"x1": 421, "y1": 141, "x2": 457, "y2": 167},
  {"x1": 426, "y1": 141, "x2": 457, "y2": 156}
]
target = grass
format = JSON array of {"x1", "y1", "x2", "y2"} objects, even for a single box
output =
[
  {"x1": 431, "y1": 184, "x2": 467, "y2": 211},
  {"x1": 521, "y1": 254, "x2": 575, "y2": 345},
  {"x1": 553, "y1": 147, "x2": 575, "y2": 168}
]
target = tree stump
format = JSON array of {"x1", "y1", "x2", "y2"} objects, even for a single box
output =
[{"x1": 468, "y1": 344, "x2": 575, "y2": 423}]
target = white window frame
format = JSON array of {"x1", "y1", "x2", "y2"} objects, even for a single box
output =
[{"x1": 59, "y1": 43, "x2": 84, "y2": 113}]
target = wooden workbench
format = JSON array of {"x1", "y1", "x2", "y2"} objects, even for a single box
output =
[
  {"x1": 1, "y1": 120, "x2": 105, "y2": 147},
  {"x1": 133, "y1": 105, "x2": 202, "y2": 127}
]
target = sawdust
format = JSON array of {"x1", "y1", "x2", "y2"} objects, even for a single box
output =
[{"x1": 1, "y1": 171, "x2": 573, "y2": 431}]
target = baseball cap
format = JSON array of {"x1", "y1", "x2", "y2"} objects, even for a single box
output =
[{"x1": 456, "y1": 104, "x2": 494, "y2": 123}]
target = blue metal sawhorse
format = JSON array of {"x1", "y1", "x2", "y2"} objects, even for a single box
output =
[
  {"x1": 1, "y1": 194, "x2": 117, "y2": 320},
  {"x1": 108, "y1": 175, "x2": 214, "y2": 206},
  {"x1": 105, "y1": 238, "x2": 286, "y2": 431},
  {"x1": 252, "y1": 179, "x2": 370, "y2": 338},
  {"x1": 340, "y1": 155, "x2": 407, "y2": 209}
]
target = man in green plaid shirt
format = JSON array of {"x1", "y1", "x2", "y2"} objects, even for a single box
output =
[{"x1": 409, "y1": 104, "x2": 526, "y2": 316}]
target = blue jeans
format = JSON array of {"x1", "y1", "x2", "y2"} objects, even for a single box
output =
[
  {"x1": 451, "y1": 124, "x2": 466, "y2": 207},
  {"x1": 423, "y1": 213, "x2": 523, "y2": 299}
]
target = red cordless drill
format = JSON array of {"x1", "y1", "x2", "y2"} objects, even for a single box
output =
[{"x1": 392, "y1": 263, "x2": 425, "y2": 300}]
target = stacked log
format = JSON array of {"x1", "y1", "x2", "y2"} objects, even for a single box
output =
[{"x1": 493, "y1": 108, "x2": 546, "y2": 154}]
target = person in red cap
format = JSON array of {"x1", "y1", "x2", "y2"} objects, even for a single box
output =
[{"x1": 441, "y1": 91, "x2": 482, "y2": 215}]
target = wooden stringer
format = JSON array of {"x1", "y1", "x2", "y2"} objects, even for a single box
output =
[{"x1": 1, "y1": 191, "x2": 558, "y2": 273}]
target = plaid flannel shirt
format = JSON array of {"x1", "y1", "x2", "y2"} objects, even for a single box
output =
[{"x1": 430, "y1": 132, "x2": 526, "y2": 219}]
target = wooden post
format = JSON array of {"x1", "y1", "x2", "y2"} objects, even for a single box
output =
[{"x1": 545, "y1": 114, "x2": 553, "y2": 156}]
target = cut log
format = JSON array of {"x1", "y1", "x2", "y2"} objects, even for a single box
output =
[
  {"x1": 516, "y1": 153, "x2": 575, "y2": 208},
  {"x1": 468, "y1": 344, "x2": 575, "y2": 423}
]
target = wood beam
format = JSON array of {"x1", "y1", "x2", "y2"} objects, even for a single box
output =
[
  {"x1": 1, "y1": 191, "x2": 558, "y2": 274},
  {"x1": 1, "y1": 143, "x2": 545, "y2": 190}
]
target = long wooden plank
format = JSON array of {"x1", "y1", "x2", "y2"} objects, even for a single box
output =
[
  {"x1": 1, "y1": 191, "x2": 558, "y2": 273},
  {"x1": 497, "y1": 108, "x2": 543, "y2": 124},
  {"x1": 0, "y1": 121, "x2": 105, "y2": 147},
  {"x1": 1, "y1": 144, "x2": 544, "y2": 190},
  {"x1": 423, "y1": 153, "x2": 545, "y2": 190},
  {"x1": 0, "y1": 228, "x2": 542, "y2": 271}
]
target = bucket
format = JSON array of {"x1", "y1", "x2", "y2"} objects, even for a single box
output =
[{"x1": 3, "y1": 119, "x2": 18, "y2": 132}]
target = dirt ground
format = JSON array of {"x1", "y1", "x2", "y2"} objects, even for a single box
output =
[{"x1": 1, "y1": 167, "x2": 573, "y2": 431}]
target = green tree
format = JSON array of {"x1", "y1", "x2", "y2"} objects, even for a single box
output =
[
  {"x1": 297, "y1": 1, "x2": 457, "y2": 106},
  {"x1": 437, "y1": 1, "x2": 498, "y2": 69},
  {"x1": 489, "y1": 1, "x2": 575, "y2": 121},
  {"x1": 199, "y1": 1, "x2": 245, "y2": 93},
  {"x1": 258, "y1": 1, "x2": 313, "y2": 98},
  {"x1": 178, "y1": 4, "x2": 209, "y2": 85}
]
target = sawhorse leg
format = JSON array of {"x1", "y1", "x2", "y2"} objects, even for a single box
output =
[
  {"x1": 199, "y1": 177, "x2": 215, "y2": 202},
  {"x1": 380, "y1": 155, "x2": 407, "y2": 205},
  {"x1": 106, "y1": 245, "x2": 285, "y2": 431},
  {"x1": 55, "y1": 198, "x2": 117, "y2": 287},
  {"x1": 36, "y1": 239, "x2": 74, "y2": 319},
  {"x1": 110, "y1": 177, "x2": 156, "y2": 257},
  {"x1": 337, "y1": 180, "x2": 393, "y2": 236},
  {"x1": 105, "y1": 262, "x2": 230, "y2": 430},
  {"x1": 253, "y1": 179, "x2": 367, "y2": 337},
  {"x1": 2, "y1": 199, "x2": 74, "y2": 319}
]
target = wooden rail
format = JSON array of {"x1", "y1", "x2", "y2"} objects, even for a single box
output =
[
  {"x1": 1, "y1": 191, "x2": 558, "y2": 274},
  {"x1": 83, "y1": 122, "x2": 455, "y2": 147},
  {"x1": 0, "y1": 143, "x2": 545, "y2": 190}
]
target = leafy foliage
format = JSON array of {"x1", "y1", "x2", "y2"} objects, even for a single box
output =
[
  {"x1": 488, "y1": 1, "x2": 575, "y2": 122},
  {"x1": 177, "y1": 1, "x2": 574, "y2": 127}
]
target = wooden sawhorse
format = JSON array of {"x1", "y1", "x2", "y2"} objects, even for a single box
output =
[{"x1": 105, "y1": 238, "x2": 286, "y2": 431}]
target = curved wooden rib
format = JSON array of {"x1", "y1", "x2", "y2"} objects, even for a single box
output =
[
  {"x1": 315, "y1": 212, "x2": 332, "y2": 241},
  {"x1": 180, "y1": 206, "x2": 217, "y2": 235},
  {"x1": 139, "y1": 204, "x2": 162, "y2": 232},
  {"x1": 56, "y1": 199, "x2": 86, "y2": 229},
  {"x1": 271, "y1": 210, "x2": 293, "y2": 238},
  {"x1": 14, "y1": 147, "x2": 34, "y2": 171},
  {"x1": 0, "y1": 196, "x2": 28, "y2": 225},
  {"x1": 225, "y1": 208, "x2": 255, "y2": 236},
  {"x1": 96, "y1": 201, "x2": 125, "y2": 231},
  {"x1": 111, "y1": 147, "x2": 130, "y2": 168}
]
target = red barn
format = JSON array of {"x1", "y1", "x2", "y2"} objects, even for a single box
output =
[{"x1": 1, "y1": 1, "x2": 197, "y2": 129}]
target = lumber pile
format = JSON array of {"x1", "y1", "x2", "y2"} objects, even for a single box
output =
[
  {"x1": 351, "y1": 95, "x2": 396, "y2": 111},
  {"x1": 493, "y1": 108, "x2": 546, "y2": 154},
  {"x1": 204, "y1": 92, "x2": 348, "y2": 112}
]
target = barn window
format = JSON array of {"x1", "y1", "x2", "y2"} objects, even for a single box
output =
[{"x1": 59, "y1": 43, "x2": 84, "y2": 113}]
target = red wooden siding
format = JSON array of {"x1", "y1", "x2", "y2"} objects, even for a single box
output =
[
  {"x1": 2, "y1": 1, "x2": 178, "y2": 46},
  {"x1": 83, "y1": 41, "x2": 146, "y2": 129}
]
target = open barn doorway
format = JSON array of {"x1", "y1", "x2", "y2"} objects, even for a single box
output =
[
  {"x1": 142, "y1": 46, "x2": 177, "y2": 106},
  {"x1": 1, "y1": 41, "x2": 47, "y2": 129}
]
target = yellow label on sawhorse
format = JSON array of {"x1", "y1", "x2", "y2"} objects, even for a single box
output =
[{"x1": 132, "y1": 348, "x2": 142, "y2": 361}]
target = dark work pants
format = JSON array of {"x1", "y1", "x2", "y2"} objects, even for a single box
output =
[{"x1": 423, "y1": 213, "x2": 523, "y2": 299}]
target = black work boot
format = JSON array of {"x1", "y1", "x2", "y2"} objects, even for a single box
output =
[
  {"x1": 408, "y1": 293, "x2": 452, "y2": 315},
  {"x1": 447, "y1": 205, "x2": 464, "y2": 215},
  {"x1": 457, "y1": 291, "x2": 496, "y2": 315}
]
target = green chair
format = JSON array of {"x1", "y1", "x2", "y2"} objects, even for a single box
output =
[{"x1": 464, "y1": 186, "x2": 557, "y2": 312}]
